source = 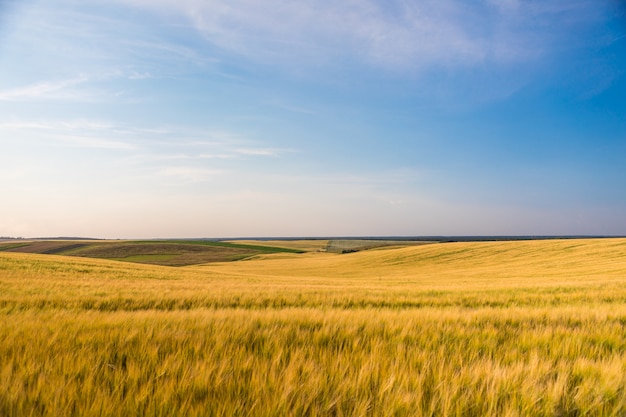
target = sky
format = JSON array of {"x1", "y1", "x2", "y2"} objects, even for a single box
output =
[{"x1": 1, "y1": 0, "x2": 625, "y2": 238}]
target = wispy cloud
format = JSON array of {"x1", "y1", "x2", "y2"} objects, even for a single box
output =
[
  {"x1": 148, "y1": 153, "x2": 235, "y2": 161},
  {"x1": 0, "y1": 69, "x2": 149, "y2": 103},
  {"x1": 114, "y1": 0, "x2": 601, "y2": 74},
  {"x1": 0, "y1": 120, "x2": 114, "y2": 131},
  {"x1": 264, "y1": 99, "x2": 317, "y2": 115},
  {"x1": 159, "y1": 166, "x2": 223, "y2": 182},
  {"x1": 0, "y1": 76, "x2": 88, "y2": 101},
  {"x1": 0, "y1": 118, "x2": 293, "y2": 159},
  {"x1": 134, "y1": 147, "x2": 293, "y2": 166},
  {"x1": 55, "y1": 135, "x2": 137, "y2": 150},
  {"x1": 127, "y1": 71, "x2": 153, "y2": 80},
  {"x1": 234, "y1": 148, "x2": 285, "y2": 157},
  {"x1": 120, "y1": 39, "x2": 220, "y2": 71},
  {"x1": 0, "y1": 119, "x2": 137, "y2": 149}
]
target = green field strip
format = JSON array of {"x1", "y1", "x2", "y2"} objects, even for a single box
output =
[
  {"x1": 110, "y1": 254, "x2": 179, "y2": 263},
  {"x1": 128, "y1": 240, "x2": 305, "y2": 254},
  {"x1": 0, "y1": 243, "x2": 32, "y2": 251}
]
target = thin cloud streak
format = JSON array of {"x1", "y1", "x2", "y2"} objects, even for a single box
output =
[
  {"x1": 54, "y1": 135, "x2": 137, "y2": 150},
  {"x1": 0, "y1": 76, "x2": 88, "y2": 101},
  {"x1": 114, "y1": 0, "x2": 599, "y2": 74},
  {"x1": 234, "y1": 148, "x2": 285, "y2": 157},
  {"x1": 1, "y1": 117, "x2": 293, "y2": 166},
  {"x1": 159, "y1": 166, "x2": 224, "y2": 182},
  {"x1": 0, "y1": 70, "x2": 151, "y2": 103}
]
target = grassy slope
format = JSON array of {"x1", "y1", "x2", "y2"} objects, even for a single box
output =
[
  {"x1": 199, "y1": 238, "x2": 626, "y2": 288},
  {"x1": 1, "y1": 238, "x2": 626, "y2": 416},
  {"x1": 229, "y1": 239, "x2": 435, "y2": 253}
]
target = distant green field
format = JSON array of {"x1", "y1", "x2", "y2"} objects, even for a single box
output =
[
  {"x1": 0, "y1": 240, "x2": 303, "y2": 266},
  {"x1": 109, "y1": 254, "x2": 179, "y2": 263},
  {"x1": 0, "y1": 243, "x2": 31, "y2": 251}
]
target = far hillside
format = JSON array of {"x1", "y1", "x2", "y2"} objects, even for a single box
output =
[
  {"x1": 0, "y1": 240, "x2": 303, "y2": 266},
  {"x1": 2, "y1": 236, "x2": 617, "y2": 267},
  {"x1": 0, "y1": 238, "x2": 442, "y2": 266}
]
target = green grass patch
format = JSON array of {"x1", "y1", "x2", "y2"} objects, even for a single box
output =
[
  {"x1": 0, "y1": 243, "x2": 31, "y2": 251},
  {"x1": 110, "y1": 254, "x2": 178, "y2": 264},
  {"x1": 130, "y1": 240, "x2": 304, "y2": 254}
]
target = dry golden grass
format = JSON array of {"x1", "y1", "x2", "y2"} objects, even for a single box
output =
[{"x1": 1, "y1": 238, "x2": 626, "y2": 416}]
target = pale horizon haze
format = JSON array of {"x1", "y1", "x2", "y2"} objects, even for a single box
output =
[{"x1": 1, "y1": 0, "x2": 625, "y2": 239}]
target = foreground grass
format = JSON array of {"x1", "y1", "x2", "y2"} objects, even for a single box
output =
[{"x1": 1, "y1": 238, "x2": 626, "y2": 416}]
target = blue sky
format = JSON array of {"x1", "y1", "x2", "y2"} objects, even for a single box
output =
[{"x1": 1, "y1": 0, "x2": 625, "y2": 238}]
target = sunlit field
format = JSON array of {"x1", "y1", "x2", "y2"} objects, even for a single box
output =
[{"x1": 2, "y1": 238, "x2": 626, "y2": 416}]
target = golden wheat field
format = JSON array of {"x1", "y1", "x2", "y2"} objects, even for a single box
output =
[{"x1": 2, "y1": 238, "x2": 626, "y2": 416}]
